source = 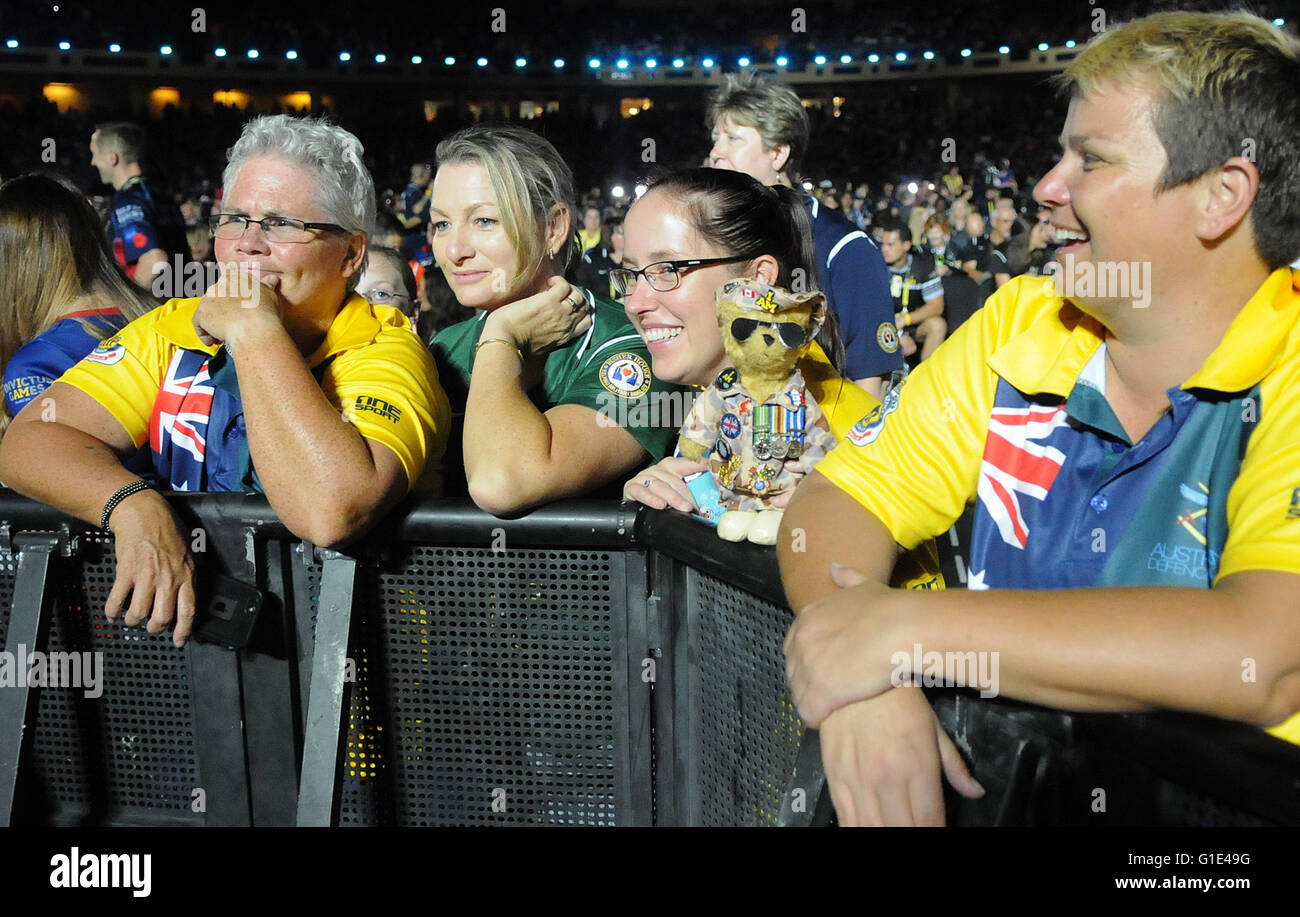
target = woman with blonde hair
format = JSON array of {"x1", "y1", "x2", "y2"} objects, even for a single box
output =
[
  {"x1": 427, "y1": 123, "x2": 682, "y2": 514},
  {"x1": 0, "y1": 172, "x2": 157, "y2": 434}
]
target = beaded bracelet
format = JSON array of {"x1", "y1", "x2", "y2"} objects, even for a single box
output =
[
  {"x1": 100, "y1": 479, "x2": 153, "y2": 530},
  {"x1": 475, "y1": 337, "x2": 523, "y2": 362}
]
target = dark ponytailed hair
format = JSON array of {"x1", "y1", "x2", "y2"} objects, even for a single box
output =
[{"x1": 645, "y1": 167, "x2": 845, "y2": 372}]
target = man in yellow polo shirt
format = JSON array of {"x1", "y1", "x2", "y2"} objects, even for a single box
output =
[{"x1": 779, "y1": 10, "x2": 1300, "y2": 825}]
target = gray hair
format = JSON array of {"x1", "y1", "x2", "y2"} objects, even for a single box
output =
[{"x1": 223, "y1": 115, "x2": 374, "y2": 286}]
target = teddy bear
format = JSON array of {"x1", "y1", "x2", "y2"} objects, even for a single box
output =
[{"x1": 676, "y1": 278, "x2": 839, "y2": 544}]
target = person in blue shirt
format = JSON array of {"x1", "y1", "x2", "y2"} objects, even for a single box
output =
[
  {"x1": 707, "y1": 72, "x2": 904, "y2": 400},
  {"x1": 0, "y1": 172, "x2": 157, "y2": 435}
]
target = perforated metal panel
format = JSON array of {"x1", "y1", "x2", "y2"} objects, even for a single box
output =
[
  {"x1": 337, "y1": 544, "x2": 627, "y2": 826},
  {"x1": 13, "y1": 537, "x2": 201, "y2": 825},
  {"x1": 0, "y1": 551, "x2": 15, "y2": 648},
  {"x1": 690, "y1": 570, "x2": 802, "y2": 826}
]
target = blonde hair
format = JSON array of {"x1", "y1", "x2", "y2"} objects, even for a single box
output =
[
  {"x1": 0, "y1": 173, "x2": 157, "y2": 432},
  {"x1": 435, "y1": 124, "x2": 575, "y2": 291},
  {"x1": 1058, "y1": 10, "x2": 1300, "y2": 268}
]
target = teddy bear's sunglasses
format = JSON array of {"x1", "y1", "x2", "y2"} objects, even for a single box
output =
[{"x1": 730, "y1": 317, "x2": 808, "y2": 349}]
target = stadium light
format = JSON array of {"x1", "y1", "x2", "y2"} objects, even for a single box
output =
[
  {"x1": 701, "y1": 57, "x2": 715, "y2": 68},
  {"x1": 960, "y1": 48, "x2": 972, "y2": 57},
  {"x1": 814, "y1": 54, "x2": 826, "y2": 65},
  {"x1": 338, "y1": 51, "x2": 350, "y2": 62},
  {"x1": 672, "y1": 58, "x2": 684, "y2": 68},
  {"x1": 1037, "y1": 42, "x2": 1049, "y2": 51},
  {"x1": 215, "y1": 47, "x2": 227, "y2": 57},
  {"x1": 645, "y1": 58, "x2": 656, "y2": 69},
  {"x1": 894, "y1": 51, "x2": 907, "y2": 62},
  {"x1": 374, "y1": 53, "x2": 386, "y2": 63},
  {"x1": 611, "y1": 185, "x2": 625, "y2": 199},
  {"x1": 1065, "y1": 40, "x2": 1076, "y2": 48},
  {"x1": 109, "y1": 43, "x2": 121, "y2": 53},
  {"x1": 249, "y1": 49, "x2": 260, "y2": 59},
  {"x1": 923, "y1": 50, "x2": 935, "y2": 60},
  {"x1": 58, "y1": 41, "x2": 71, "y2": 51},
  {"x1": 444, "y1": 56, "x2": 455, "y2": 65},
  {"x1": 286, "y1": 50, "x2": 298, "y2": 60},
  {"x1": 588, "y1": 58, "x2": 600, "y2": 69},
  {"x1": 476, "y1": 57, "x2": 488, "y2": 67},
  {"x1": 554, "y1": 58, "x2": 565, "y2": 68},
  {"x1": 776, "y1": 55, "x2": 788, "y2": 66},
  {"x1": 616, "y1": 58, "x2": 629, "y2": 69},
  {"x1": 738, "y1": 56, "x2": 750, "y2": 66},
  {"x1": 998, "y1": 45, "x2": 1010, "y2": 54},
  {"x1": 5, "y1": 39, "x2": 18, "y2": 50},
  {"x1": 411, "y1": 55, "x2": 422, "y2": 64},
  {"x1": 843, "y1": 54, "x2": 854, "y2": 64},
  {"x1": 866, "y1": 53, "x2": 879, "y2": 64},
  {"x1": 1274, "y1": 18, "x2": 1286, "y2": 27},
  {"x1": 907, "y1": 182, "x2": 918, "y2": 193}
]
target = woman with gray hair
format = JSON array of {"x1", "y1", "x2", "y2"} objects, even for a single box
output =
[{"x1": 0, "y1": 114, "x2": 451, "y2": 646}]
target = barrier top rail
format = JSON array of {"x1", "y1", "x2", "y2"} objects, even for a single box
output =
[{"x1": 1, "y1": 488, "x2": 1298, "y2": 826}]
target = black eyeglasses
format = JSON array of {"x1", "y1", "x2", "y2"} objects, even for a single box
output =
[
  {"x1": 209, "y1": 213, "x2": 349, "y2": 243},
  {"x1": 730, "y1": 317, "x2": 808, "y2": 349},
  {"x1": 610, "y1": 255, "x2": 758, "y2": 296}
]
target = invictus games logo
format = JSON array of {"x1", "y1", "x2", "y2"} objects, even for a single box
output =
[
  {"x1": 599, "y1": 352, "x2": 652, "y2": 398},
  {"x1": 86, "y1": 336, "x2": 126, "y2": 366},
  {"x1": 848, "y1": 384, "x2": 901, "y2": 447}
]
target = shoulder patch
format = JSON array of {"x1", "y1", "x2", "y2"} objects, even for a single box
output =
[
  {"x1": 876, "y1": 322, "x2": 900, "y2": 354},
  {"x1": 848, "y1": 384, "x2": 901, "y2": 447},
  {"x1": 600, "y1": 352, "x2": 652, "y2": 398},
  {"x1": 85, "y1": 336, "x2": 126, "y2": 366}
]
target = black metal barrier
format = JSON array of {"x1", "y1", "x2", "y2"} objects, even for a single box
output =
[{"x1": 1, "y1": 491, "x2": 1297, "y2": 827}]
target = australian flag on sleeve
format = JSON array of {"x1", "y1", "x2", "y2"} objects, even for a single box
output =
[{"x1": 149, "y1": 348, "x2": 260, "y2": 492}]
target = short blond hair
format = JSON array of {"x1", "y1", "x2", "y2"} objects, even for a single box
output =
[
  {"x1": 435, "y1": 124, "x2": 575, "y2": 290},
  {"x1": 1058, "y1": 10, "x2": 1300, "y2": 268}
]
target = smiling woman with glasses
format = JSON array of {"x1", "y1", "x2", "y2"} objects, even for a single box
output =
[
  {"x1": 618, "y1": 168, "x2": 856, "y2": 501},
  {"x1": 618, "y1": 167, "x2": 943, "y2": 586},
  {"x1": 619, "y1": 168, "x2": 858, "y2": 491},
  {"x1": 0, "y1": 115, "x2": 451, "y2": 646}
]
